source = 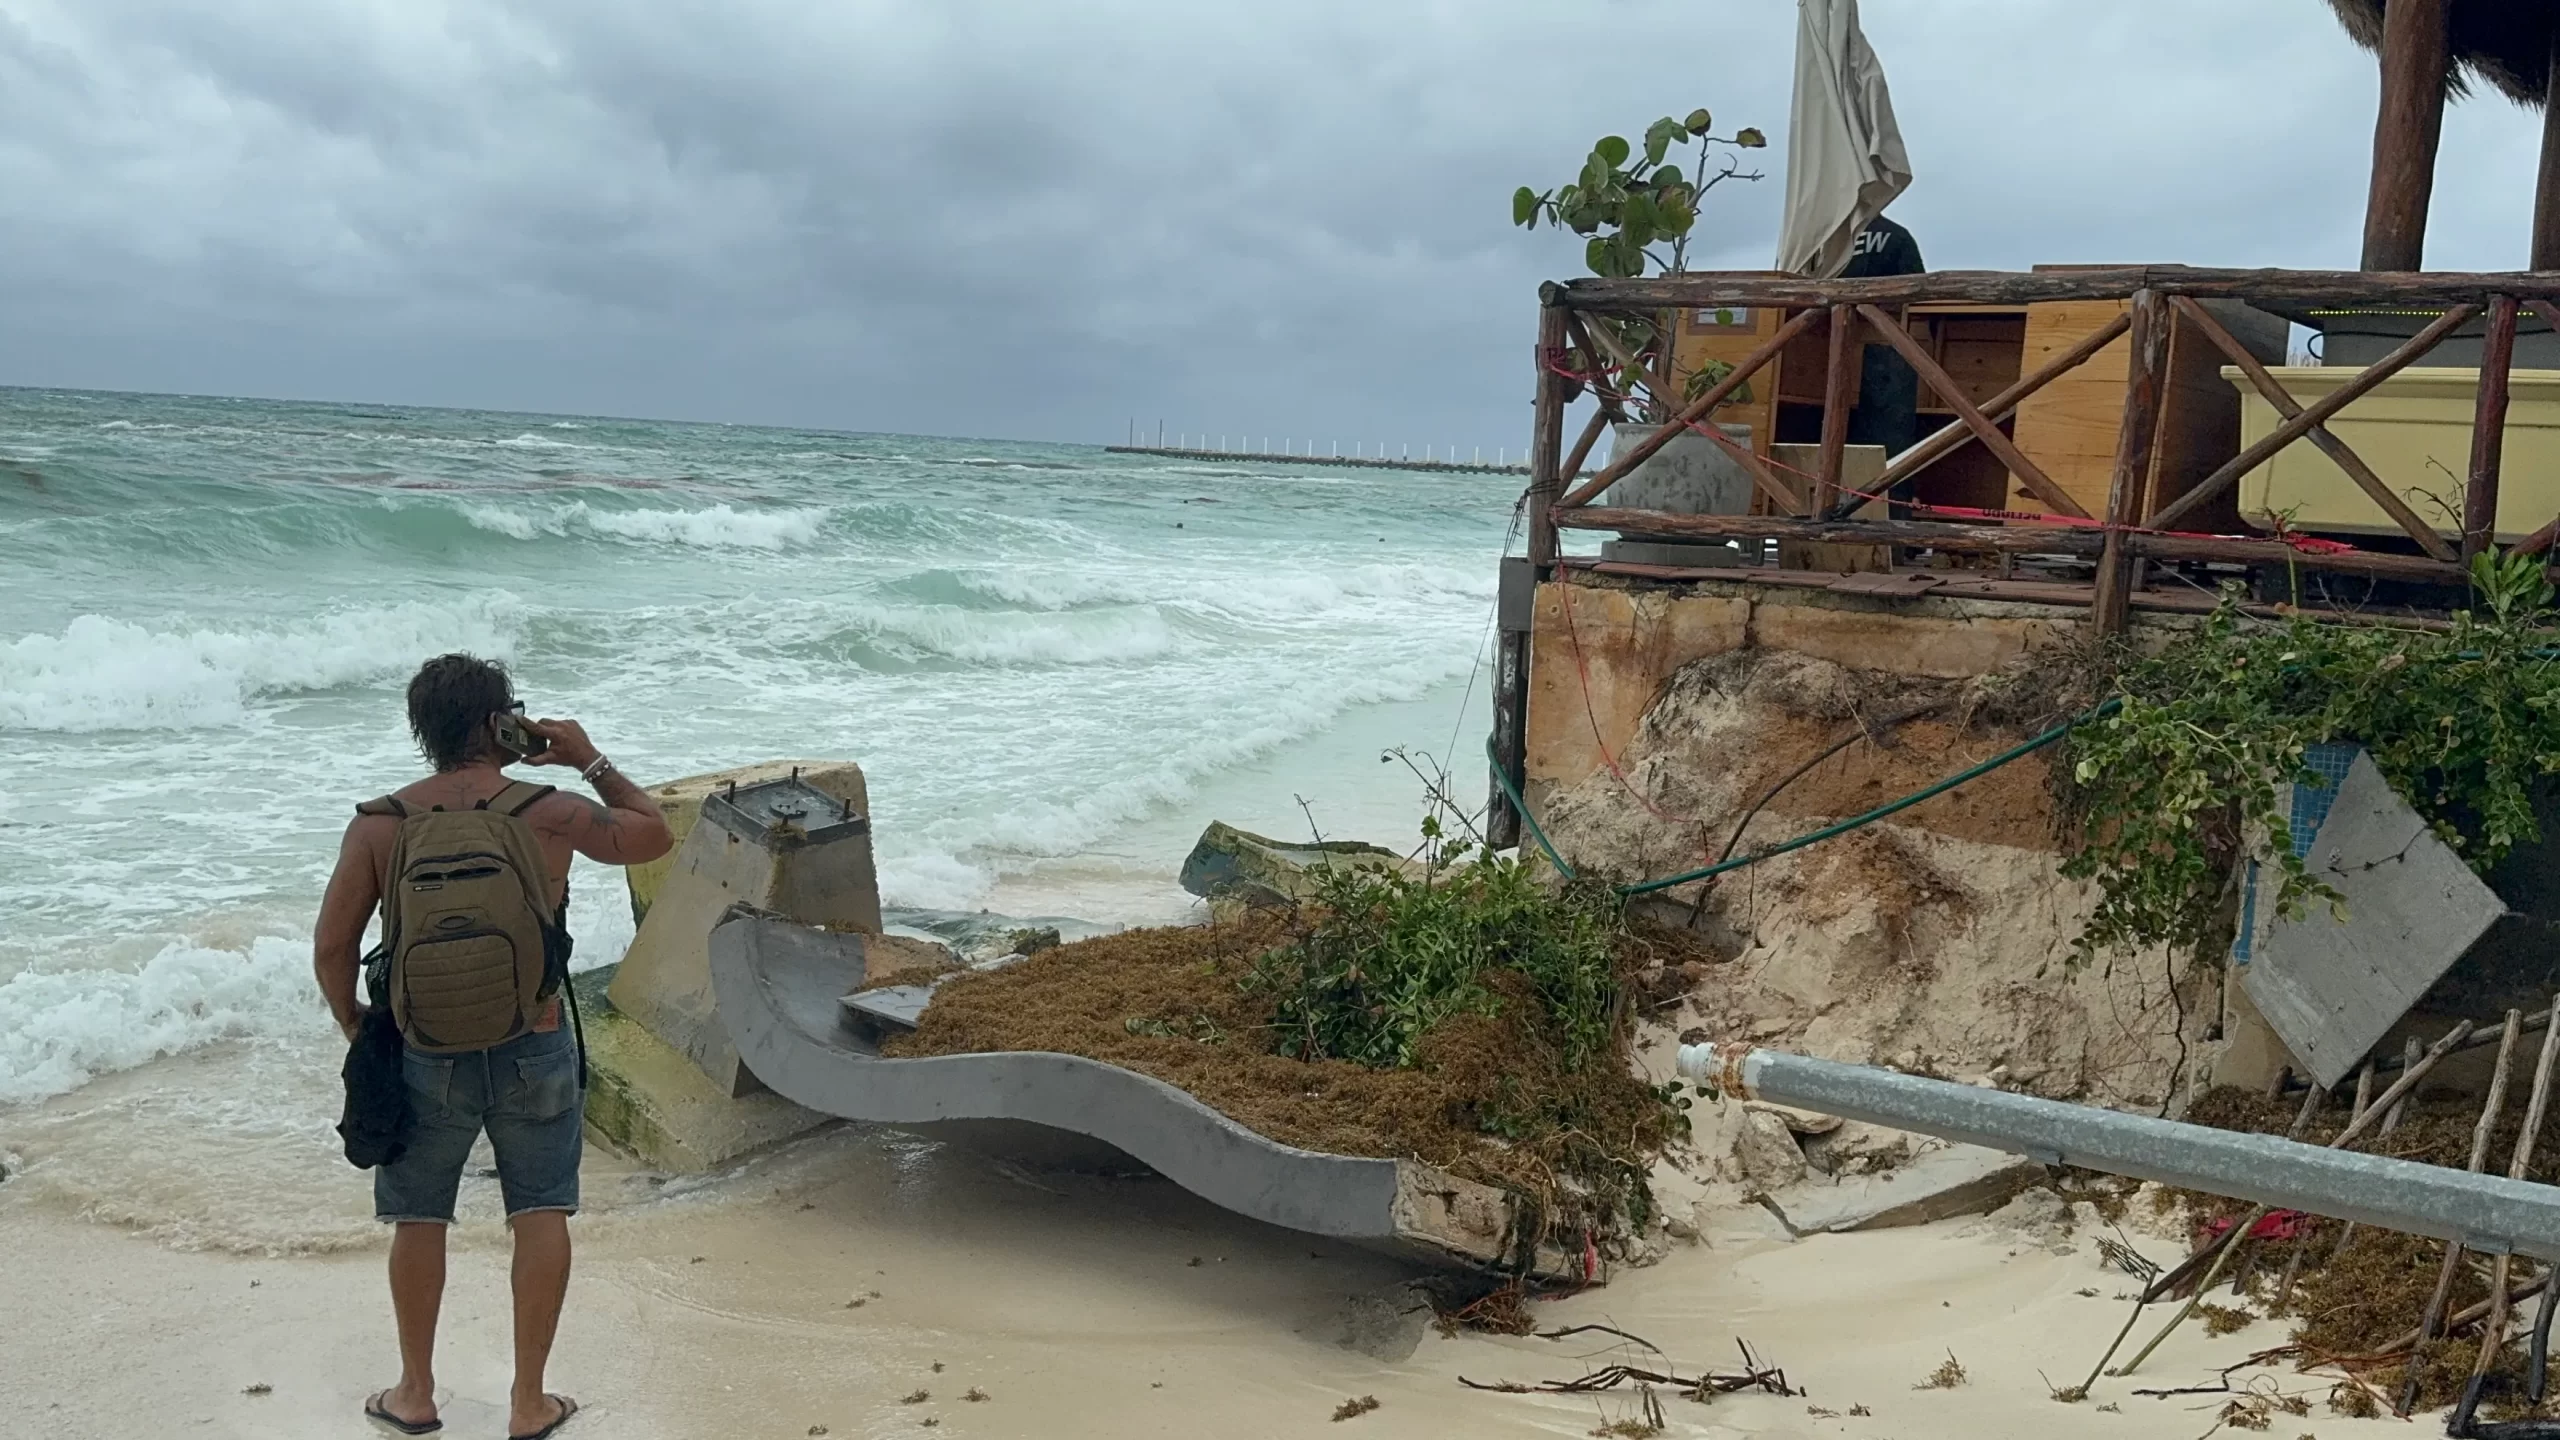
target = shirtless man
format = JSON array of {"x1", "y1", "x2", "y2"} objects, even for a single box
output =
[{"x1": 314, "y1": 653, "x2": 672, "y2": 1439}]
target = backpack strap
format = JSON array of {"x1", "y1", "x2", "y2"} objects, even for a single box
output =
[
  {"x1": 355, "y1": 796, "x2": 413, "y2": 819},
  {"x1": 480, "y1": 781, "x2": 557, "y2": 817}
]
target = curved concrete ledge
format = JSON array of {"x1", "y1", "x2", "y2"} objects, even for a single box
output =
[{"x1": 707, "y1": 912, "x2": 1563, "y2": 1274}]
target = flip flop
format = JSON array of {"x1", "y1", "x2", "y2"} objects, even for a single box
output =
[
  {"x1": 509, "y1": 1394, "x2": 579, "y2": 1440},
  {"x1": 364, "y1": 1391, "x2": 443, "y2": 1435}
]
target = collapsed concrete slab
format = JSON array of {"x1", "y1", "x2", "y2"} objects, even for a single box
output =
[
  {"x1": 609, "y1": 770, "x2": 879, "y2": 1098},
  {"x1": 2243, "y1": 752, "x2": 2510, "y2": 1088},
  {"x1": 1761, "y1": 1141, "x2": 2047, "y2": 1236},
  {"x1": 575, "y1": 967, "x2": 831, "y2": 1173},
  {"x1": 622, "y1": 761, "x2": 872, "y2": 928},
  {"x1": 709, "y1": 909, "x2": 1578, "y2": 1277}
]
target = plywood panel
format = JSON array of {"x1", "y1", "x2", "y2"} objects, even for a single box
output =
[
  {"x1": 2009, "y1": 300, "x2": 2133, "y2": 521},
  {"x1": 2010, "y1": 298, "x2": 2283, "y2": 528},
  {"x1": 1670, "y1": 300, "x2": 1782, "y2": 458},
  {"x1": 1918, "y1": 314, "x2": 2026, "y2": 413}
]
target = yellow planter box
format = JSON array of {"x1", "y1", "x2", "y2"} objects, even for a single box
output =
[{"x1": 2227, "y1": 366, "x2": 2560, "y2": 543}]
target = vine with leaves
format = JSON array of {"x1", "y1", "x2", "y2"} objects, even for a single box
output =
[{"x1": 2062, "y1": 552, "x2": 2560, "y2": 961}]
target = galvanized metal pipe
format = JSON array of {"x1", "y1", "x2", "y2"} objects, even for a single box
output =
[{"x1": 1675, "y1": 1042, "x2": 2560, "y2": 1262}]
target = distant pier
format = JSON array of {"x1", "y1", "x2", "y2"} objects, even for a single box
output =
[{"x1": 1105, "y1": 445, "x2": 1527, "y2": 476}]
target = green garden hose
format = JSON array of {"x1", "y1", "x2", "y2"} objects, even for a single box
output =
[{"x1": 1487, "y1": 698, "x2": 2121, "y2": 896}]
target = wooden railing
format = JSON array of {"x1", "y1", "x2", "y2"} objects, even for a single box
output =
[{"x1": 1525, "y1": 266, "x2": 2560, "y2": 630}]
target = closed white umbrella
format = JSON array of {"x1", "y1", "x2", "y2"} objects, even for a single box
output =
[{"x1": 1773, "y1": 0, "x2": 1913, "y2": 278}]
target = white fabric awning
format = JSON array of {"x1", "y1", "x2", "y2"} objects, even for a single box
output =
[{"x1": 1774, "y1": 0, "x2": 1913, "y2": 278}]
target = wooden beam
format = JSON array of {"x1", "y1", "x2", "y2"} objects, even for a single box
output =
[
  {"x1": 2168, "y1": 295, "x2": 2458, "y2": 562},
  {"x1": 1561, "y1": 506, "x2": 2104, "y2": 557},
  {"x1": 2151, "y1": 304, "x2": 2478, "y2": 531},
  {"x1": 1572, "y1": 312, "x2": 1806, "y2": 514},
  {"x1": 2515, "y1": 512, "x2": 2560, "y2": 559},
  {"x1": 1574, "y1": 316, "x2": 1677, "y2": 426},
  {"x1": 2095, "y1": 290, "x2": 2169, "y2": 632},
  {"x1": 1858, "y1": 304, "x2": 2088, "y2": 520},
  {"x1": 1705, "y1": 425, "x2": 1809, "y2": 516},
  {"x1": 1817, "y1": 304, "x2": 1855, "y2": 515},
  {"x1": 1527, "y1": 304, "x2": 1569, "y2": 569},
  {"x1": 1554, "y1": 506, "x2": 2469, "y2": 584},
  {"x1": 1557, "y1": 404, "x2": 1613, "y2": 491},
  {"x1": 1541, "y1": 268, "x2": 2560, "y2": 313},
  {"x1": 1564, "y1": 557, "x2": 2470, "y2": 627},
  {"x1": 2362, "y1": 0, "x2": 2451, "y2": 271},
  {"x1": 2539, "y1": 29, "x2": 2560, "y2": 272},
  {"x1": 2126, "y1": 531, "x2": 2462, "y2": 584},
  {"x1": 1848, "y1": 310, "x2": 2132, "y2": 517},
  {"x1": 2467, "y1": 295, "x2": 2521, "y2": 559},
  {"x1": 1554, "y1": 307, "x2": 1819, "y2": 510}
]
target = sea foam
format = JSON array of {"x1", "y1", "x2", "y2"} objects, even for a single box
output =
[
  {"x1": 459, "y1": 500, "x2": 829, "y2": 551},
  {"x1": 0, "y1": 934, "x2": 321, "y2": 1106},
  {"x1": 0, "y1": 595, "x2": 522, "y2": 732}
]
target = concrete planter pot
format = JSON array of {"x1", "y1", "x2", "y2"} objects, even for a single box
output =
[
  {"x1": 1593, "y1": 421, "x2": 1756, "y2": 515},
  {"x1": 1593, "y1": 421, "x2": 1757, "y2": 568}
]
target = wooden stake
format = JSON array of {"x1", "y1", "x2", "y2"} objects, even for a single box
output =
[
  {"x1": 2466, "y1": 998, "x2": 2560, "y2": 1400},
  {"x1": 2277, "y1": 1062, "x2": 2373, "y2": 1309},
  {"x1": 1558, "y1": 404, "x2": 1616, "y2": 493},
  {"x1": 1527, "y1": 304, "x2": 1569, "y2": 570},
  {"x1": 1816, "y1": 304, "x2": 1855, "y2": 516},
  {"x1": 2397, "y1": 1009, "x2": 2525, "y2": 1416},
  {"x1": 2538, "y1": 28, "x2": 2560, "y2": 273},
  {"x1": 2385, "y1": 1269, "x2": 2552, "y2": 1356},
  {"x1": 2360, "y1": 0, "x2": 2452, "y2": 272},
  {"x1": 2332, "y1": 1043, "x2": 2416, "y2": 1264},
  {"x1": 2094, "y1": 289, "x2": 2167, "y2": 634},
  {"x1": 2106, "y1": 1019, "x2": 2477, "y2": 1380},
  {"x1": 2466, "y1": 295, "x2": 2521, "y2": 560}
]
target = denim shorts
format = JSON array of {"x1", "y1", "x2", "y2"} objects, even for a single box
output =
[{"x1": 374, "y1": 1026, "x2": 585, "y2": 1224}]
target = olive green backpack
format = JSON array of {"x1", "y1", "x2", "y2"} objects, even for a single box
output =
[{"x1": 358, "y1": 781, "x2": 575, "y2": 1056}]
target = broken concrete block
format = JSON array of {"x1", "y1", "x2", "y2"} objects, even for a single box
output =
[
  {"x1": 1801, "y1": 1119, "x2": 1915, "y2": 1176},
  {"x1": 1737, "y1": 1109, "x2": 1809, "y2": 1189},
  {"x1": 1177, "y1": 821, "x2": 1416, "y2": 908},
  {"x1": 1761, "y1": 1142, "x2": 2047, "y2": 1236},
  {"x1": 623, "y1": 761, "x2": 870, "y2": 928},
  {"x1": 1746, "y1": 1100, "x2": 1843, "y2": 1136}
]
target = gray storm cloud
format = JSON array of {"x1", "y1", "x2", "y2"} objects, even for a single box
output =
[{"x1": 0, "y1": 1, "x2": 2547, "y2": 446}]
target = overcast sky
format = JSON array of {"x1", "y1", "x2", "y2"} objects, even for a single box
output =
[{"x1": 1, "y1": 1, "x2": 2550, "y2": 450}]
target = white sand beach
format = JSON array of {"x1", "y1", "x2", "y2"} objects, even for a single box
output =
[{"x1": 1, "y1": 1110, "x2": 2416, "y2": 1440}]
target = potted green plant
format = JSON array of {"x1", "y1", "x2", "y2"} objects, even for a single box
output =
[{"x1": 1514, "y1": 110, "x2": 1767, "y2": 525}]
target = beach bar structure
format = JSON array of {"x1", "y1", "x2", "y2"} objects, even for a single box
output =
[{"x1": 1486, "y1": 0, "x2": 2560, "y2": 851}]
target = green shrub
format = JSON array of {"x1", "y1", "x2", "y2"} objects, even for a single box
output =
[
  {"x1": 2063, "y1": 554, "x2": 2560, "y2": 959},
  {"x1": 1250, "y1": 843, "x2": 1627, "y2": 1073}
]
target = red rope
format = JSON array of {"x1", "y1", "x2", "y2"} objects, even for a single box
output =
[{"x1": 1553, "y1": 568, "x2": 1705, "y2": 836}]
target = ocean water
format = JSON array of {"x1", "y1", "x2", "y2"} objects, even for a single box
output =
[{"x1": 0, "y1": 387, "x2": 1512, "y2": 1244}]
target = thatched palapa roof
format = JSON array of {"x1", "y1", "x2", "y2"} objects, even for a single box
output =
[{"x1": 2325, "y1": 0, "x2": 2559, "y2": 106}]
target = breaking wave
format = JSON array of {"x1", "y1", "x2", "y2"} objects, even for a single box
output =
[
  {"x1": 0, "y1": 595, "x2": 523, "y2": 732},
  {"x1": 0, "y1": 934, "x2": 319, "y2": 1107},
  {"x1": 459, "y1": 500, "x2": 830, "y2": 550}
]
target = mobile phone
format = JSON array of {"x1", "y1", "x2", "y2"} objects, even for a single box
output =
[{"x1": 493, "y1": 709, "x2": 550, "y2": 759}]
